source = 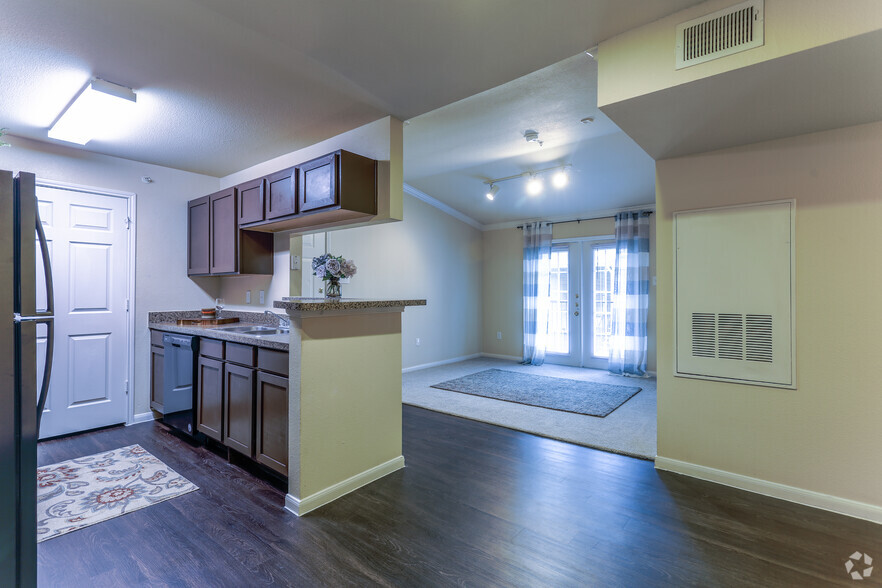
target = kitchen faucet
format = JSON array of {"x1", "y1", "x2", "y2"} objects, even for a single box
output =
[{"x1": 264, "y1": 310, "x2": 290, "y2": 328}]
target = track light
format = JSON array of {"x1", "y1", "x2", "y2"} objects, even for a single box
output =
[
  {"x1": 552, "y1": 169, "x2": 569, "y2": 189},
  {"x1": 525, "y1": 175, "x2": 543, "y2": 196},
  {"x1": 485, "y1": 184, "x2": 499, "y2": 200},
  {"x1": 48, "y1": 79, "x2": 137, "y2": 145}
]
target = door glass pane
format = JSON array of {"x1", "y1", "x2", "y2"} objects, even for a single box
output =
[
  {"x1": 547, "y1": 245, "x2": 569, "y2": 354},
  {"x1": 592, "y1": 245, "x2": 616, "y2": 358}
]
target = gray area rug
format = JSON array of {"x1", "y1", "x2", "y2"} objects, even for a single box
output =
[{"x1": 431, "y1": 368, "x2": 642, "y2": 418}]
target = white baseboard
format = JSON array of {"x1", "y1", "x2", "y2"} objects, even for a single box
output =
[
  {"x1": 402, "y1": 353, "x2": 482, "y2": 374},
  {"x1": 655, "y1": 456, "x2": 882, "y2": 525},
  {"x1": 285, "y1": 456, "x2": 405, "y2": 517},
  {"x1": 128, "y1": 411, "x2": 156, "y2": 425},
  {"x1": 481, "y1": 353, "x2": 522, "y2": 362}
]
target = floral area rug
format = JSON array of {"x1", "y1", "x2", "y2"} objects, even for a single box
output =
[{"x1": 37, "y1": 444, "x2": 198, "y2": 542}]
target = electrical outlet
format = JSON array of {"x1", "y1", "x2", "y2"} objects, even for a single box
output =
[
  {"x1": 259, "y1": 290, "x2": 265, "y2": 305},
  {"x1": 291, "y1": 255, "x2": 301, "y2": 270},
  {"x1": 497, "y1": 331, "x2": 502, "y2": 340},
  {"x1": 245, "y1": 291, "x2": 251, "y2": 304},
  {"x1": 415, "y1": 338, "x2": 421, "y2": 347}
]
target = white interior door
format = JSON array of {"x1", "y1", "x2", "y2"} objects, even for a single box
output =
[
  {"x1": 36, "y1": 185, "x2": 129, "y2": 440},
  {"x1": 301, "y1": 232, "x2": 326, "y2": 297}
]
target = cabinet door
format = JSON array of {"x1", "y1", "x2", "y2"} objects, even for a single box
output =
[
  {"x1": 266, "y1": 167, "x2": 297, "y2": 220},
  {"x1": 150, "y1": 344, "x2": 165, "y2": 413},
  {"x1": 187, "y1": 196, "x2": 210, "y2": 275},
  {"x1": 255, "y1": 371, "x2": 288, "y2": 476},
  {"x1": 209, "y1": 188, "x2": 237, "y2": 274},
  {"x1": 197, "y1": 356, "x2": 223, "y2": 441},
  {"x1": 299, "y1": 152, "x2": 338, "y2": 213},
  {"x1": 237, "y1": 178, "x2": 265, "y2": 225},
  {"x1": 224, "y1": 363, "x2": 255, "y2": 456}
]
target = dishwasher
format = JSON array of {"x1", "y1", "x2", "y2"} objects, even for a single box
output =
[{"x1": 162, "y1": 333, "x2": 200, "y2": 440}]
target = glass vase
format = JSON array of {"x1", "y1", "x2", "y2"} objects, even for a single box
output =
[{"x1": 325, "y1": 279, "x2": 342, "y2": 298}]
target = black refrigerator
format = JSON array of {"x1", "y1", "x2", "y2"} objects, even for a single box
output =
[{"x1": 1, "y1": 170, "x2": 54, "y2": 588}]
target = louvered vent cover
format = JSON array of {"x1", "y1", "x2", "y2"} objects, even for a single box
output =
[
  {"x1": 691, "y1": 313, "x2": 773, "y2": 363},
  {"x1": 676, "y1": 0, "x2": 764, "y2": 69}
]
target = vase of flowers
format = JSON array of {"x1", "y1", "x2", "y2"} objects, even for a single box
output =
[{"x1": 312, "y1": 253, "x2": 357, "y2": 298}]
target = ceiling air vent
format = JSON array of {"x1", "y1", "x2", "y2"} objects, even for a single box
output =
[{"x1": 675, "y1": 0, "x2": 764, "y2": 70}]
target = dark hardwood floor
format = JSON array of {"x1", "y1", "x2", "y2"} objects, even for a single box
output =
[{"x1": 37, "y1": 406, "x2": 881, "y2": 587}]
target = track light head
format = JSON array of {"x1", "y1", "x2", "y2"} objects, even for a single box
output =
[
  {"x1": 525, "y1": 175, "x2": 543, "y2": 196},
  {"x1": 485, "y1": 184, "x2": 499, "y2": 200},
  {"x1": 552, "y1": 169, "x2": 569, "y2": 189}
]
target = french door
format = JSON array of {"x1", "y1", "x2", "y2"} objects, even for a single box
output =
[{"x1": 544, "y1": 239, "x2": 616, "y2": 369}]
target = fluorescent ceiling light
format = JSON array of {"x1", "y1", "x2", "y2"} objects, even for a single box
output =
[
  {"x1": 552, "y1": 169, "x2": 569, "y2": 188},
  {"x1": 525, "y1": 175, "x2": 543, "y2": 196},
  {"x1": 48, "y1": 79, "x2": 136, "y2": 145},
  {"x1": 485, "y1": 184, "x2": 499, "y2": 200}
]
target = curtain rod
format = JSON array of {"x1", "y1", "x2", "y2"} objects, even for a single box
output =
[{"x1": 516, "y1": 210, "x2": 653, "y2": 230}]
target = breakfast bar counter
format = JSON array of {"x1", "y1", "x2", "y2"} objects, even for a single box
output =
[{"x1": 274, "y1": 297, "x2": 426, "y2": 516}]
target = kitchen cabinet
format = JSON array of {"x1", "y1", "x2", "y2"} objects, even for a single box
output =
[
  {"x1": 150, "y1": 331, "x2": 165, "y2": 413},
  {"x1": 209, "y1": 188, "x2": 237, "y2": 274},
  {"x1": 236, "y1": 178, "x2": 265, "y2": 226},
  {"x1": 187, "y1": 196, "x2": 210, "y2": 275},
  {"x1": 187, "y1": 189, "x2": 273, "y2": 277},
  {"x1": 255, "y1": 371, "x2": 288, "y2": 476},
  {"x1": 195, "y1": 336, "x2": 287, "y2": 477},
  {"x1": 196, "y1": 355, "x2": 224, "y2": 441},
  {"x1": 223, "y1": 362, "x2": 254, "y2": 456},
  {"x1": 265, "y1": 167, "x2": 297, "y2": 221},
  {"x1": 298, "y1": 150, "x2": 376, "y2": 215}
]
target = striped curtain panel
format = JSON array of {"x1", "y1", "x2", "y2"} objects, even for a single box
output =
[
  {"x1": 522, "y1": 222, "x2": 553, "y2": 366},
  {"x1": 608, "y1": 211, "x2": 651, "y2": 376}
]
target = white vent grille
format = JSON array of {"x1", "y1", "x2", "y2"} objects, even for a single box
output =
[
  {"x1": 676, "y1": 0, "x2": 764, "y2": 69},
  {"x1": 691, "y1": 313, "x2": 774, "y2": 363}
]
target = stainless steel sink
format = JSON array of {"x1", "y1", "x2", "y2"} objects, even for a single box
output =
[{"x1": 211, "y1": 325, "x2": 288, "y2": 336}]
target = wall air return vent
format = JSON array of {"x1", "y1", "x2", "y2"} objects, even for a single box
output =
[
  {"x1": 675, "y1": 0, "x2": 764, "y2": 70},
  {"x1": 675, "y1": 201, "x2": 795, "y2": 388}
]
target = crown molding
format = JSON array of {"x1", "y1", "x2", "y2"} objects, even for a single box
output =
[{"x1": 402, "y1": 183, "x2": 485, "y2": 231}]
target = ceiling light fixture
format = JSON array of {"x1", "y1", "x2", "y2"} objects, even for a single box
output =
[
  {"x1": 552, "y1": 169, "x2": 569, "y2": 189},
  {"x1": 48, "y1": 78, "x2": 137, "y2": 145},
  {"x1": 481, "y1": 164, "x2": 572, "y2": 201},
  {"x1": 525, "y1": 174, "x2": 543, "y2": 196}
]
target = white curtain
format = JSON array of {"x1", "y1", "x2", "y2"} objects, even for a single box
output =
[
  {"x1": 522, "y1": 222, "x2": 552, "y2": 365},
  {"x1": 608, "y1": 211, "x2": 651, "y2": 376}
]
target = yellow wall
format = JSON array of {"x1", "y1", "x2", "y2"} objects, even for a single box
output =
[
  {"x1": 482, "y1": 218, "x2": 657, "y2": 372},
  {"x1": 656, "y1": 120, "x2": 882, "y2": 508},
  {"x1": 598, "y1": 0, "x2": 882, "y2": 107}
]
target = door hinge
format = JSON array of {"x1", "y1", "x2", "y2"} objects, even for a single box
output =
[
  {"x1": 126, "y1": 299, "x2": 130, "y2": 312},
  {"x1": 125, "y1": 217, "x2": 132, "y2": 229},
  {"x1": 124, "y1": 380, "x2": 129, "y2": 395}
]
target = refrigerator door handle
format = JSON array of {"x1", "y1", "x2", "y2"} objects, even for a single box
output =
[
  {"x1": 34, "y1": 200, "x2": 54, "y2": 317},
  {"x1": 36, "y1": 318, "x2": 54, "y2": 430}
]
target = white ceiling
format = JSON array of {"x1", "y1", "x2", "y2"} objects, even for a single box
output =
[{"x1": 0, "y1": 0, "x2": 704, "y2": 222}]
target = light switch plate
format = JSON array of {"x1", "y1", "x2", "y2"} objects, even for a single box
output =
[{"x1": 291, "y1": 255, "x2": 300, "y2": 270}]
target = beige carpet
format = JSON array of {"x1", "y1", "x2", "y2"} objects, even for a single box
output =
[
  {"x1": 403, "y1": 358, "x2": 657, "y2": 460},
  {"x1": 37, "y1": 444, "x2": 198, "y2": 541}
]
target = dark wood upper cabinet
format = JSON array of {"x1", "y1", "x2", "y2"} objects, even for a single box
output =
[
  {"x1": 265, "y1": 167, "x2": 297, "y2": 221},
  {"x1": 209, "y1": 188, "x2": 237, "y2": 274},
  {"x1": 187, "y1": 196, "x2": 210, "y2": 276},
  {"x1": 299, "y1": 153, "x2": 338, "y2": 213},
  {"x1": 237, "y1": 178, "x2": 265, "y2": 226}
]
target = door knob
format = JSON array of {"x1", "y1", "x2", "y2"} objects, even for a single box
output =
[{"x1": 574, "y1": 311, "x2": 580, "y2": 316}]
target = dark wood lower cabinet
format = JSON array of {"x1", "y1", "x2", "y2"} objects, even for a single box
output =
[
  {"x1": 150, "y1": 344, "x2": 164, "y2": 413},
  {"x1": 223, "y1": 363, "x2": 255, "y2": 456},
  {"x1": 255, "y1": 371, "x2": 288, "y2": 476},
  {"x1": 197, "y1": 356, "x2": 224, "y2": 441}
]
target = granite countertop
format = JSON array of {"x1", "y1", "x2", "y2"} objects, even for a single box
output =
[
  {"x1": 274, "y1": 297, "x2": 427, "y2": 312},
  {"x1": 148, "y1": 310, "x2": 289, "y2": 350}
]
